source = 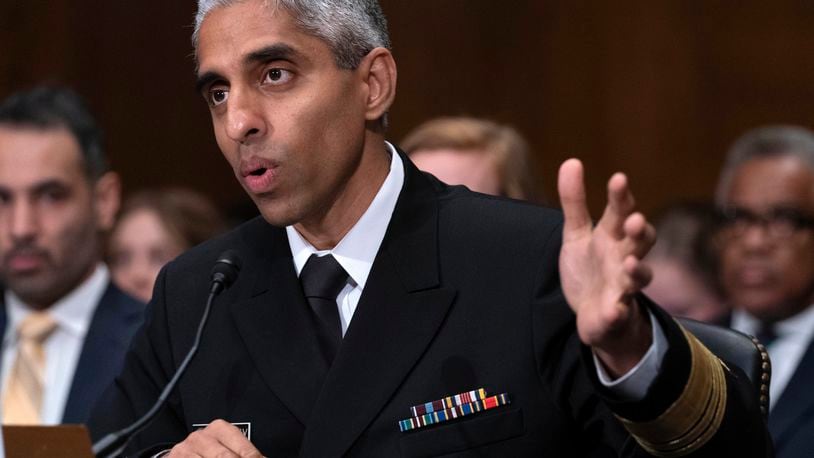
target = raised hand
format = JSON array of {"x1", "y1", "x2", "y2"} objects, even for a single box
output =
[{"x1": 557, "y1": 159, "x2": 656, "y2": 377}]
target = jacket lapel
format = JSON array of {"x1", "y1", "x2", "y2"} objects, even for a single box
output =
[
  {"x1": 299, "y1": 151, "x2": 456, "y2": 457},
  {"x1": 229, "y1": 223, "x2": 329, "y2": 425},
  {"x1": 62, "y1": 283, "x2": 144, "y2": 423},
  {"x1": 769, "y1": 339, "x2": 814, "y2": 445}
]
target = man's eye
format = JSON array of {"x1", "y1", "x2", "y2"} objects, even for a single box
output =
[
  {"x1": 771, "y1": 208, "x2": 813, "y2": 228},
  {"x1": 263, "y1": 68, "x2": 293, "y2": 85},
  {"x1": 41, "y1": 189, "x2": 68, "y2": 203},
  {"x1": 208, "y1": 88, "x2": 229, "y2": 106}
]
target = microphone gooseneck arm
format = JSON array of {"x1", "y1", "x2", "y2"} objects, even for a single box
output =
[{"x1": 92, "y1": 251, "x2": 241, "y2": 458}]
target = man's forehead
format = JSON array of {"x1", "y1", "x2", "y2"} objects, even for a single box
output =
[
  {"x1": 728, "y1": 157, "x2": 814, "y2": 207},
  {"x1": 196, "y1": 2, "x2": 332, "y2": 84},
  {"x1": 0, "y1": 126, "x2": 84, "y2": 175},
  {"x1": 196, "y1": 0, "x2": 295, "y2": 57}
]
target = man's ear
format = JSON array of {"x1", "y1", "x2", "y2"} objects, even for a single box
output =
[
  {"x1": 93, "y1": 171, "x2": 121, "y2": 231},
  {"x1": 359, "y1": 47, "x2": 397, "y2": 122}
]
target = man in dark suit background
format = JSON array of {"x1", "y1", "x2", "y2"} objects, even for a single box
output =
[
  {"x1": 89, "y1": 0, "x2": 770, "y2": 456},
  {"x1": 717, "y1": 125, "x2": 814, "y2": 458},
  {"x1": 0, "y1": 86, "x2": 145, "y2": 425}
]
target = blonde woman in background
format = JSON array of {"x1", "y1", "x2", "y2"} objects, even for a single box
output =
[
  {"x1": 108, "y1": 188, "x2": 226, "y2": 303},
  {"x1": 402, "y1": 116, "x2": 541, "y2": 202}
]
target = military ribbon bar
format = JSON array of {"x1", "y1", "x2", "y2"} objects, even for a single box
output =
[
  {"x1": 399, "y1": 393, "x2": 510, "y2": 432},
  {"x1": 409, "y1": 388, "x2": 487, "y2": 417}
]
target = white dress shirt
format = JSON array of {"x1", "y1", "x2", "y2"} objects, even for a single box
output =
[
  {"x1": 1, "y1": 264, "x2": 109, "y2": 424},
  {"x1": 287, "y1": 144, "x2": 403, "y2": 336},
  {"x1": 731, "y1": 304, "x2": 814, "y2": 410},
  {"x1": 287, "y1": 142, "x2": 665, "y2": 400}
]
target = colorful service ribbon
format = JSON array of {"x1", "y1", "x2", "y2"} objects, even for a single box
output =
[
  {"x1": 409, "y1": 388, "x2": 487, "y2": 417},
  {"x1": 399, "y1": 393, "x2": 511, "y2": 432}
]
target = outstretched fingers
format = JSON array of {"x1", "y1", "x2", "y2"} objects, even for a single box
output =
[
  {"x1": 622, "y1": 254, "x2": 653, "y2": 293},
  {"x1": 617, "y1": 212, "x2": 656, "y2": 295},
  {"x1": 622, "y1": 212, "x2": 656, "y2": 258},
  {"x1": 598, "y1": 172, "x2": 636, "y2": 238}
]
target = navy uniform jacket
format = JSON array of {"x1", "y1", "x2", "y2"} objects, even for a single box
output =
[
  {"x1": 0, "y1": 281, "x2": 144, "y2": 424},
  {"x1": 89, "y1": 152, "x2": 771, "y2": 457}
]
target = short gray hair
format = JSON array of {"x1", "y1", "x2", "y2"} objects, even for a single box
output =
[
  {"x1": 193, "y1": 0, "x2": 390, "y2": 70},
  {"x1": 715, "y1": 125, "x2": 814, "y2": 206}
]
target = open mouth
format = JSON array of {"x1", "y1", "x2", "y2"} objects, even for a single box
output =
[
  {"x1": 242, "y1": 166, "x2": 276, "y2": 193},
  {"x1": 239, "y1": 157, "x2": 277, "y2": 193}
]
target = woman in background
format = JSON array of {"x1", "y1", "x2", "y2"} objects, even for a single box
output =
[{"x1": 108, "y1": 188, "x2": 226, "y2": 303}]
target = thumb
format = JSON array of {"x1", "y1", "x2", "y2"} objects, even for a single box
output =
[{"x1": 558, "y1": 158, "x2": 592, "y2": 238}]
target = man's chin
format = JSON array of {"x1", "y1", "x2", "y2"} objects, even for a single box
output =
[
  {"x1": 736, "y1": 293, "x2": 805, "y2": 322},
  {"x1": 3, "y1": 274, "x2": 60, "y2": 305},
  {"x1": 256, "y1": 203, "x2": 303, "y2": 228}
]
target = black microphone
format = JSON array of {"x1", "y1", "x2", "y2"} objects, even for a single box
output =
[
  {"x1": 92, "y1": 250, "x2": 242, "y2": 458},
  {"x1": 210, "y1": 250, "x2": 242, "y2": 295}
]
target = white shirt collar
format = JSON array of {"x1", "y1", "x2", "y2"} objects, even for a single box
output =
[
  {"x1": 4, "y1": 263, "x2": 109, "y2": 342},
  {"x1": 287, "y1": 142, "x2": 404, "y2": 290},
  {"x1": 732, "y1": 302, "x2": 814, "y2": 339}
]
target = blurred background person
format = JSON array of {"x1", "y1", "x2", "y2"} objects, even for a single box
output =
[
  {"x1": 716, "y1": 125, "x2": 814, "y2": 458},
  {"x1": 643, "y1": 201, "x2": 728, "y2": 324},
  {"x1": 0, "y1": 86, "x2": 144, "y2": 425},
  {"x1": 402, "y1": 116, "x2": 542, "y2": 202},
  {"x1": 108, "y1": 188, "x2": 226, "y2": 303}
]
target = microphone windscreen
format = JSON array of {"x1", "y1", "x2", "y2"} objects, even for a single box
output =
[{"x1": 210, "y1": 250, "x2": 242, "y2": 288}]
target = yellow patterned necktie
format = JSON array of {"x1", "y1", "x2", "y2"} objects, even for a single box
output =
[{"x1": 2, "y1": 311, "x2": 57, "y2": 424}]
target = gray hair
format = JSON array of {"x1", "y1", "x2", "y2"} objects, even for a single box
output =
[
  {"x1": 193, "y1": 0, "x2": 390, "y2": 70},
  {"x1": 715, "y1": 125, "x2": 814, "y2": 206}
]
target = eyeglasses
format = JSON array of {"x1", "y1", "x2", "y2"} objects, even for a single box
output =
[{"x1": 718, "y1": 206, "x2": 814, "y2": 239}]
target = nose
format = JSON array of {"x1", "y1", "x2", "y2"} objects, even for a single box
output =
[
  {"x1": 739, "y1": 223, "x2": 773, "y2": 251},
  {"x1": 9, "y1": 198, "x2": 37, "y2": 243},
  {"x1": 224, "y1": 90, "x2": 266, "y2": 145}
]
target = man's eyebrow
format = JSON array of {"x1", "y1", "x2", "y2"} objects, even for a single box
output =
[
  {"x1": 194, "y1": 44, "x2": 299, "y2": 94},
  {"x1": 195, "y1": 71, "x2": 225, "y2": 94},
  {"x1": 32, "y1": 179, "x2": 70, "y2": 195},
  {"x1": 244, "y1": 43, "x2": 299, "y2": 67}
]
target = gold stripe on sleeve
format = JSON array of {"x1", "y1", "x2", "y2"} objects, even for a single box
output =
[{"x1": 615, "y1": 326, "x2": 727, "y2": 457}]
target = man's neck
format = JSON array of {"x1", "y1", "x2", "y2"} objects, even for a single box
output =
[{"x1": 294, "y1": 139, "x2": 391, "y2": 250}]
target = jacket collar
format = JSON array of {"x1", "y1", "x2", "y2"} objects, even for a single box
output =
[{"x1": 228, "y1": 147, "x2": 456, "y2": 456}]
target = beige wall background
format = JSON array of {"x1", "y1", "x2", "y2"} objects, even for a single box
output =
[{"x1": 2, "y1": 1, "x2": 814, "y2": 216}]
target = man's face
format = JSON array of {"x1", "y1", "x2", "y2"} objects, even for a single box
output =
[
  {"x1": 644, "y1": 259, "x2": 726, "y2": 323},
  {"x1": 718, "y1": 155, "x2": 814, "y2": 322},
  {"x1": 196, "y1": 0, "x2": 374, "y2": 229},
  {"x1": 410, "y1": 148, "x2": 503, "y2": 196},
  {"x1": 0, "y1": 126, "x2": 105, "y2": 308}
]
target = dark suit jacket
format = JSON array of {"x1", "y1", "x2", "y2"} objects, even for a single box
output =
[
  {"x1": 89, "y1": 154, "x2": 771, "y2": 457},
  {"x1": 0, "y1": 281, "x2": 145, "y2": 424},
  {"x1": 768, "y1": 336, "x2": 814, "y2": 458}
]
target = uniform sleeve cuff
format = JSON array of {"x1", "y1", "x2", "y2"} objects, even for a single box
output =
[{"x1": 594, "y1": 309, "x2": 668, "y2": 401}]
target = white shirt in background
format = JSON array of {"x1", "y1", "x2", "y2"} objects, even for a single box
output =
[
  {"x1": 731, "y1": 304, "x2": 814, "y2": 410},
  {"x1": 1, "y1": 264, "x2": 109, "y2": 424}
]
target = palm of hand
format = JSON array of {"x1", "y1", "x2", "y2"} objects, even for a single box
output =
[
  {"x1": 556, "y1": 159, "x2": 655, "y2": 361},
  {"x1": 559, "y1": 220, "x2": 636, "y2": 346}
]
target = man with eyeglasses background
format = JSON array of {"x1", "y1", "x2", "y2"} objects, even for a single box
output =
[{"x1": 715, "y1": 125, "x2": 814, "y2": 458}]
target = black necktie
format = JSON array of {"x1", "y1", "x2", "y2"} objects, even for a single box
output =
[
  {"x1": 300, "y1": 254, "x2": 348, "y2": 364},
  {"x1": 755, "y1": 322, "x2": 778, "y2": 348}
]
